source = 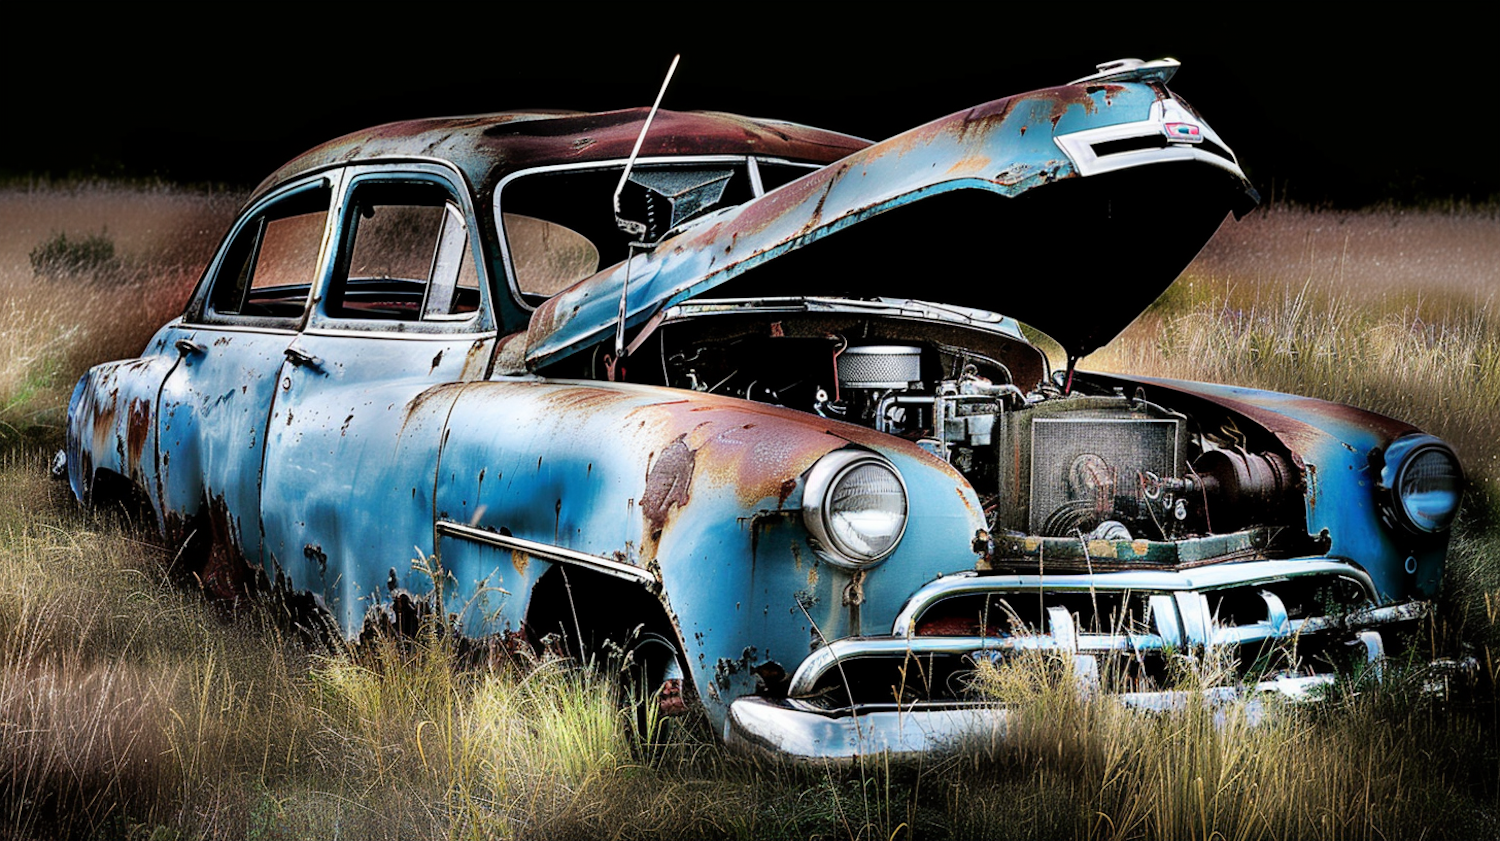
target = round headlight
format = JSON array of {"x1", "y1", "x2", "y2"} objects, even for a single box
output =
[
  {"x1": 1382, "y1": 435, "x2": 1462, "y2": 535},
  {"x1": 803, "y1": 450, "x2": 908, "y2": 567}
]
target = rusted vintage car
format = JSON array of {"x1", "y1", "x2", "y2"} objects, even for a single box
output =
[{"x1": 65, "y1": 59, "x2": 1462, "y2": 758}]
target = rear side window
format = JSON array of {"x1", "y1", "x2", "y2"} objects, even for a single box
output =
[
  {"x1": 325, "y1": 181, "x2": 481, "y2": 323},
  {"x1": 204, "y1": 185, "x2": 331, "y2": 322}
]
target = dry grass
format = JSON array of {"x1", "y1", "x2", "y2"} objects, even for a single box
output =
[
  {"x1": 945, "y1": 642, "x2": 1500, "y2": 840},
  {"x1": 4, "y1": 191, "x2": 1500, "y2": 838},
  {"x1": 0, "y1": 183, "x2": 238, "y2": 447},
  {"x1": 0, "y1": 451, "x2": 310, "y2": 838},
  {"x1": 0, "y1": 455, "x2": 761, "y2": 840}
]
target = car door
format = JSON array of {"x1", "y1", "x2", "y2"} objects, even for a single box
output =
[
  {"x1": 257, "y1": 164, "x2": 499, "y2": 635},
  {"x1": 154, "y1": 174, "x2": 337, "y2": 596}
]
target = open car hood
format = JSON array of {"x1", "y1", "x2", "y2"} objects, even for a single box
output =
[{"x1": 526, "y1": 77, "x2": 1258, "y2": 370}]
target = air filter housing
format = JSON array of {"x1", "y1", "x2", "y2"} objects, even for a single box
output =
[{"x1": 838, "y1": 345, "x2": 922, "y2": 389}]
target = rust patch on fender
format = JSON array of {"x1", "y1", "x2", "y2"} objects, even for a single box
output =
[
  {"x1": 536, "y1": 386, "x2": 642, "y2": 414},
  {"x1": 400, "y1": 382, "x2": 469, "y2": 438},
  {"x1": 1127, "y1": 376, "x2": 1416, "y2": 456},
  {"x1": 641, "y1": 434, "x2": 695, "y2": 540},
  {"x1": 776, "y1": 477, "x2": 798, "y2": 508},
  {"x1": 638, "y1": 389, "x2": 966, "y2": 508},
  {"x1": 645, "y1": 398, "x2": 840, "y2": 508},
  {"x1": 92, "y1": 387, "x2": 120, "y2": 462},
  {"x1": 125, "y1": 397, "x2": 151, "y2": 468},
  {"x1": 403, "y1": 382, "x2": 466, "y2": 419}
]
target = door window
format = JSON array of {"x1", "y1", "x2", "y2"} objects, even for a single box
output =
[
  {"x1": 326, "y1": 180, "x2": 481, "y2": 324},
  {"x1": 200, "y1": 184, "x2": 331, "y2": 323}
]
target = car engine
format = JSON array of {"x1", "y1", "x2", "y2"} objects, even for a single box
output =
[{"x1": 648, "y1": 311, "x2": 1302, "y2": 544}]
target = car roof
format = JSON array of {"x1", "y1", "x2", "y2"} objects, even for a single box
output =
[{"x1": 250, "y1": 108, "x2": 872, "y2": 202}]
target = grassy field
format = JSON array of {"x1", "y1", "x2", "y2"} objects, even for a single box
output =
[{"x1": 3, "y1": 188, "x2": 1500, "y2": 838}]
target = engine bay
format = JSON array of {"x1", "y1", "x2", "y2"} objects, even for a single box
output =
[{"x1": 626, "y1": 304, "x2": 1307, "y2": 549}]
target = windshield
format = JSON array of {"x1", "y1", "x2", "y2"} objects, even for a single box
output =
[{"x1": 496, "y1": 157, "x2": 819, "y2": 304}]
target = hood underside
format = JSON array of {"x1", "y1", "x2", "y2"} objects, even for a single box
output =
[{"x1": 526, "y1": 81, "x2": 1258, "y2": 370}]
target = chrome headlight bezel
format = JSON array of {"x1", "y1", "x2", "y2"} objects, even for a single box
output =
[
  {"x1": 802, "y1": 449, "x2": 909, "y2": 569},
  {"x1": 1380, "y1": 434, "x2": 1463, "y2": 536}
]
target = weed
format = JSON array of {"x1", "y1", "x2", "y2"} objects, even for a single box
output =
[{"x1": 29, "y1": 229, "x2": 121, "y2": 281}]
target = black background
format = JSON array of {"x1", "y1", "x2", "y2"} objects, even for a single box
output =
[{"x1": 5, "y1": 7, "x2": 1489, "y2": 207}]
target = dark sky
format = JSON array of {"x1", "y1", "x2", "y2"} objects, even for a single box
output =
[{"x1": 6, "y1": 8, "x2": 1490, "y2": 207}]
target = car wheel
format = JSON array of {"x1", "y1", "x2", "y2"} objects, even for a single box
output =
[{"x1": 619, "y1": 629, "x2": 692, "y2": 751}]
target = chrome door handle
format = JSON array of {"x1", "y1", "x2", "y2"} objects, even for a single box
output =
[{"x1": 284, "y1": 346, "x2": 323, "y2": 370}]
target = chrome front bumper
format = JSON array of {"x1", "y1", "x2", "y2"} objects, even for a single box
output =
[
  {"x1": 725, "y1": 698, "x2": 1012, "y2": 759},
  {"x1": 725, "y1": 560, "x2": 1430, "y2": 761},
  {"x1": 724, "y1": 675, "x2": 1341, "y2": 761}
]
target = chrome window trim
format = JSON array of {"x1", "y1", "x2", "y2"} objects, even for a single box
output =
[
  {"x1": 186, "y1": 171, "x2": 342, "y2": 330},
  {"x1": 300, "y1": 327, "x2": 498, "y2": 342},
  {"x1": 745, "y1": 156, "x2": 765, "y2": 195},
  {"x1": 180, "y1": 323, "x2": 300, "y2": 338}
]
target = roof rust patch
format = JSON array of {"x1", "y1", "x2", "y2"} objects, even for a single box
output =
[{"x1": 252, "y1": 108, "x2": 870, "y2": 204}]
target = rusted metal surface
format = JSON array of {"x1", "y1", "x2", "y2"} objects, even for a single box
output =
[
  {"x1": 195, "y1": 494, "x2": 254, "y2": 603},
  {"x1": 423, "y1": 379, "x2": 984, "y2": 721},
  {"x1": 251, "y1": 109, "x2": 870, "y2": 205},
  {"x1": 125, "y1": 396, "x2": 151, "y2": 468},
  {"x1": 1112, "y1": 374, "x2": 1417, "y2": 451},
  {"x1": 641, "y1": 435, "x2": 695, "y2": 541}
]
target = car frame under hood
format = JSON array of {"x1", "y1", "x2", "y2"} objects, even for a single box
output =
[{"x1": 525, "y1": 73, "x2": 1258, "y2": 371}]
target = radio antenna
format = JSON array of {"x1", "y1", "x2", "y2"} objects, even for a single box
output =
[
  {"x1": 614, "y1": 54, "x2": 680, "y2": 237},
  {"x1": 613, "y1": 54, "x2": 680, "y2": 367}
]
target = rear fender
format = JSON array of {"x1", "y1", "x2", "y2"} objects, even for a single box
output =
[{"x1": 65, "y1": 334, "x2": 178, "y2": 526}]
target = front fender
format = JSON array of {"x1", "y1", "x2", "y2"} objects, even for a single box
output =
[
  {"x1": 429, "y1": 380, "x2": 985, "y2": 728},
  {"x1": 1113, "y1": 375, "x2": 1446, "y2": 601}
]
